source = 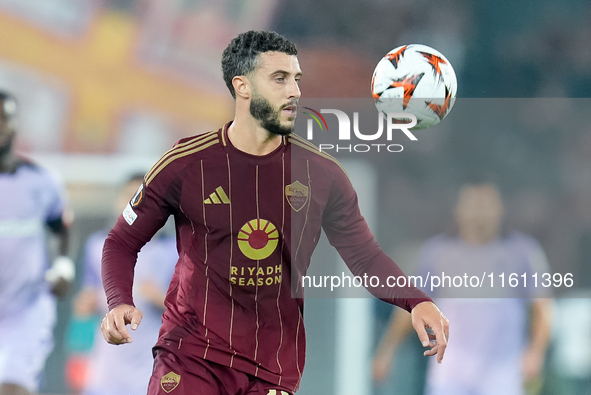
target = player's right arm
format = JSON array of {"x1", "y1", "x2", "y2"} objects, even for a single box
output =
[
  {"x1": 320, "y1": 162, "x2": 449, "y2": 362},
  {"x1": 101, "y1": 162, "x2": 180, "y2": 345}
]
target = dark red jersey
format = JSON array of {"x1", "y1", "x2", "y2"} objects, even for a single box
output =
[{"x1": 102, "y1": 122, "x2": 431, "y2": 392}]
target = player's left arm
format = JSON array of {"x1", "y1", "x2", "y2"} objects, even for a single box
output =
[
  {"x1": 139, "y1": 280, "x2": 167, "y2": 309},
  {"x1": 44, "y1": 171, "x2": 75, "y2": 297},
  {"x1": 46, "y1": 216, "x2": 74, "y2": 296},
  {"x1": 321, "y1": 167, "x2": 449, "y2": 362},
  {"x1": 523, "y1": 298, "x2": 552, "y2": 380},
  {"x1": 521, "y1": 236, "x2": 553, "y2": 380}
]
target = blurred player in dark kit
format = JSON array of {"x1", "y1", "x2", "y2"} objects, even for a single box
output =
[
  {"x1": 101, "y1": 30, "x2": 449, "y2": 395},
  {"x1": 0, "y1": 91, "x2": 74, "y2": 395},
  {"x1": 373, "y1": 181, "x2": 552, "y2": 395}
]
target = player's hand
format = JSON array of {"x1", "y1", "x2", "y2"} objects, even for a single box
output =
[
  {"x1": 50, "y1": 277, "x2": 72, "y2": 297},
  {"x1": 411, "y1": 301, "x2": 449, "y2": 363},
  {"x1": 46, "y1": 256, "x2": 75, "y2": 297},
  {"x1": 101, "y1": 304, "x2": 143, "y2": 345}
]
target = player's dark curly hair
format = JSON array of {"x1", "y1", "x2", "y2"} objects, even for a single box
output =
[{"x1": 222, "y1": 30, "x2": 297, "y2": 99}]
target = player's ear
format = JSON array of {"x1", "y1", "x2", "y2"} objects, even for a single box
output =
[{"x1": 233, "y1": 76, "x2": 250, "y2": 100}]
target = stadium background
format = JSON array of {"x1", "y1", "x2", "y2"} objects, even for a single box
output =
[{"x1": 0, "y1": 0, "x2": 590, "y2": 394}]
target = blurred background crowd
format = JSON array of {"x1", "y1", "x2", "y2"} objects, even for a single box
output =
[{"x1": 0, "y1": 0, "x2": 590, "y2": 394}]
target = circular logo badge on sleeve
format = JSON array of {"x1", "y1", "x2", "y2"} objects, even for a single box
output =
[{"x1": 238, "y1": 219, "x2": 279, "y2": 260}]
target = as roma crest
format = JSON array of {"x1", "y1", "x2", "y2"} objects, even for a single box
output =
[
  {"x1": 285, "y1": 181, "x2": 309, "y2": 212},
  {"x1": 161, "y1": 371, "x2": 181, "y2": 393}
]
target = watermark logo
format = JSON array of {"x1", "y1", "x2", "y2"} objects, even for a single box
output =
[
  {"x1": 302, "y1": 107, "x2": 328, "y2": 131},
  {"x1": 303, "y1": 107, "x2": 418, "y2": 153}
]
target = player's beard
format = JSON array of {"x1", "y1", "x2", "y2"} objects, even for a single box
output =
[{"x1": 249, "y1": 91, "x2": 293, "y2": 136}]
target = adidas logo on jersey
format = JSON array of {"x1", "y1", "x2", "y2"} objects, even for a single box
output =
[{"x1": 204, "y1": 186, "x2": 230, "y2": 204}]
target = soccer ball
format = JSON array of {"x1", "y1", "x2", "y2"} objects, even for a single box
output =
[{"x1": 371, "y1": 44, "x2": 457, "y2": 130}]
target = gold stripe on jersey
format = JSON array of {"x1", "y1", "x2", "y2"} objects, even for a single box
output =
[
  {"x1": 292, "y1": 159, "x2": 311, "y2": 274},
  {"x1": 288, "y1": 133, "x2": 339, "y2": 161},
  {"x1": 287, "y1": 135, "x2": 350, "y2": 178},
  {"x1": 221, "y1": 123, "x2": 228, "y2": 146},
  {"x1": 288, "y1": 133, "x2": 341, "y2": 164},
  {"x1": 226, "y1": 153, "x2": 235, "y2": 355},
  {"x1": 145, "y1": 131, "x2": 216, "y2": 183},
  {"x1": 200, "y1": 159, "x2": 211, "y2": 358},
  {"x1": 275, "y1": 152, "x2": 285, "y2": 381},
  {"x1": 295, "y1": 314, "x2": 302, "y2": 388},
  {"x1": 145, "y1": 131, "x2": 216, "y2": 184},
  {"x1": 146, "y1": 138, "x2": 219, "y2": 186},
  {"x1": 254, "y1": 165, "x2": 260, "y2": 363}
]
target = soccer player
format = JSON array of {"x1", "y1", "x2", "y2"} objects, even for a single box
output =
[
  {"x1": 0, "y1": 91, "x2": 74, "y2": 395},
  {"x1": 101, "y1": 30, "x2": 449, "y2": 395},
  {"x1": 373, "y1": 181, "x2": 552, "y2": 395},
  {"x1": 71, "y1": 174, "x2": 177, "y2": 395}
]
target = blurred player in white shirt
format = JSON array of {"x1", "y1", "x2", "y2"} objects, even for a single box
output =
[
  {"x1": 373, "y1": 180, "x2": 552, "y2": 395},
  {"x1": 0, "y1": 90, "x2": 74, "y2": 395}
]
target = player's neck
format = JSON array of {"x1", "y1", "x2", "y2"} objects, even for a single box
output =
[
  {"x1": 227, "y1": 115, "x2": 283, "y2": 156},
  {"x1": 0, "y1": 150, "x2": 17, "y2": 173},
  {"x1": 459, "y1": 227, "x2": 499, "y2": 244}
]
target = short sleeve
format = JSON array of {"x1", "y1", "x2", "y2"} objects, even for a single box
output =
[
  {"x1": 519, "y1": 234, "x2": 552, "y2": 298},
  {"x1": 43, "y1": 168, "x2": 67, "y2": 224}
]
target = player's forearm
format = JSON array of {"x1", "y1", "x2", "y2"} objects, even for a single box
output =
[
  {"x1": 102, "y1": 226, "x2": 141, "y2": 310},
  {"x1": 58, "y1": 225, "x2": 70, "y2": 256},
  {"x1": 528, "y1": 299, "x2": 552, "y2": 354},
  {"x1": 339, "y1": 241, "x2": 432, "y2": 312},
  {"x1": 45, "y1": 217, "x2": 74, "y2": 295},
  {"x1": 47, "y1": 215, "x2": 70, "y2": 256}
]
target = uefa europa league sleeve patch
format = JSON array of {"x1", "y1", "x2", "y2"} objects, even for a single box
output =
[
  {"x1": 161, "y1": 371, "x2": 181, "y2": 393},
  {"x1": 122, "y1": 203, "x2": 138, "y2": 225},
  {"x1": 130, "y1": 183, "x2": 145, "y2": 207}
]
